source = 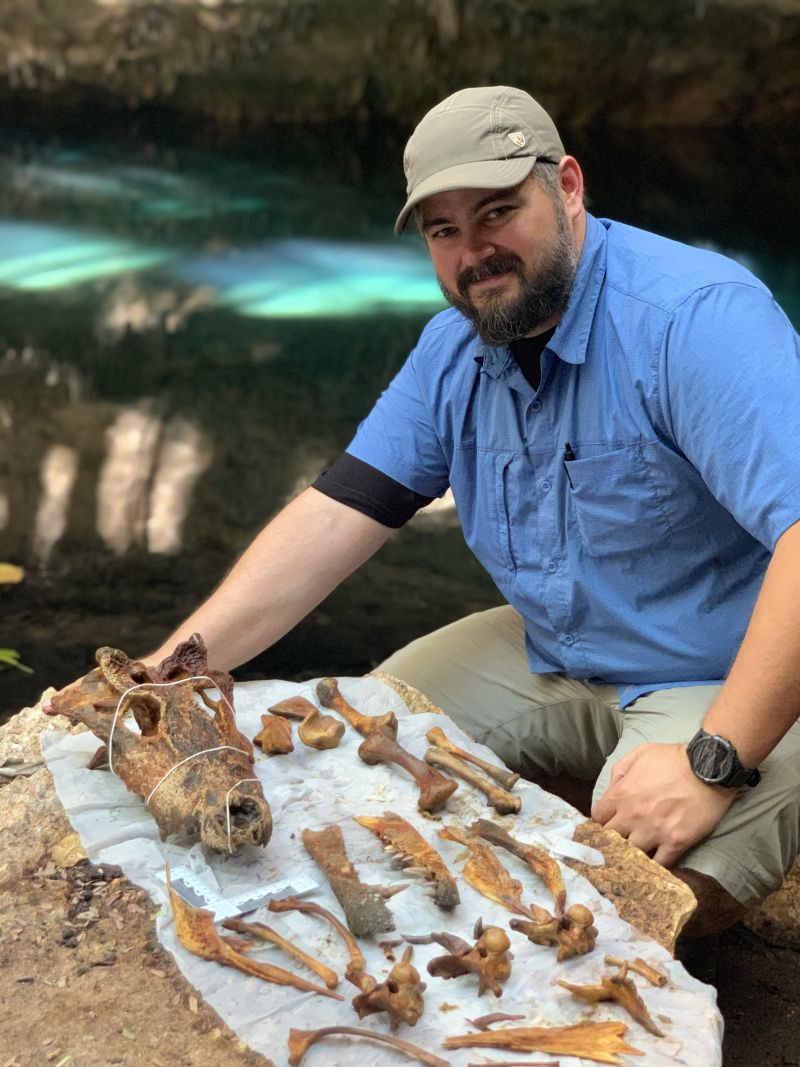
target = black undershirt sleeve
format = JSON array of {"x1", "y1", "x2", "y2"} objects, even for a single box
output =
[
  {"x1": 313, "y1": 329, "x2": 555, "y2": 528},
  {"x1": 312, "y1": 452, "x2": 434, "y2": 529}
]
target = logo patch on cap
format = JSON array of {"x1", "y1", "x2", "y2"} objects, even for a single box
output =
[{"x1": 507, "y1": 131, "x2": 526, "y2": 148}]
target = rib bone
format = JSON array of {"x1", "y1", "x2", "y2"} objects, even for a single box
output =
[
  {"x1": 316, "y1": 677, "x2": 397, "y2": 737},
  {"x1": 165, "y1": 866, "x2": 342, "y2": 1001},
  {"x1": 221, "y1": 917, "x2": 339, "y2": 989},
  {"x1": 425, "y1": 747, "x2": 520, "y2": 814},
  {"x1": 470, "y1": 818, "x2": 566, "y2": 914},
  {"x1": 287, "y1": 1026, "x2": 450, "y2": 1067},
  {"x1": 267, "y1": 896, "x2": 365, "y2": 981},
  {"x1": 426, "y1": 726, "x2": 519, "y2": 790},
  {"x1": 268, "y1": 695, "x2": 344, "y2": 749},
  {"x1": 359, "y1": 729, "x2": 458, "y2": 813},
  {"x1": 302, "y1": 824, "x2": 404, "y2": 937}
]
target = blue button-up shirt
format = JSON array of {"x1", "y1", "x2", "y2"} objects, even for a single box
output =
[{"x1": 348, "y1": 214, "x2": 800, "y2": 705}]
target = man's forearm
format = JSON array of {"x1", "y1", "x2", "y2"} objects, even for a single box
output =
[
  {"x1": 149, "y1": 487, "x2": 394, "y2": 671},
  {"x1": 702, "y1": 518, "x2": 800, "y2": 766}
]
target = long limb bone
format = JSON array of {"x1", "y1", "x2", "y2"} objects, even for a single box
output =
[
  {"x1": 470, "y1": 819, "x2": 567, "y2": 914},
  {"x1": 438, "y1": 826, "x2": 538, "y2": 919},
  {"x1": 558, "y1": 961, "x2": 665, "y2": 1037},
  {"x1": 221, "y1": 918, "x2": 339, "y2": 989},
  {"x1": 426, "y1": 726, "x2": 520, "y2": 791},
  {"x1": 443, "y1": 1022, "x2": 643, "y2": 1064},
  {"x1": 165, "y1": 866, "x2": 343, "y2": 1000},
  {"x1": 267, "y1": 896, "x2": 365, "y2": 980},
  {"x1": 316, "y1": 677, "x2": 398, "y2": 737},
  {"x1": 425, "y1": 747, "x2": 520, "y2": 814},
  {"x1": 359, "y1": 730, "x2": 458, "y2": 813},
  {"x1": 302, "y1": 825, "x2": 405, "y2": 937},
  {"x1": 355, "y1": 811, "x2": 460, "y2": 910},
  {"x1": 287, "y1": 1026, "x2": 450, "y2": 1067},
  {"x1": 268, "y1": 696, "x2": 344, "y2": 749}
]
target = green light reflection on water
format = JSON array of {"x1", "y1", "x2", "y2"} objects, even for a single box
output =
[{"x1": 0, "y1": 221, "x2": 172, "y2": 291}]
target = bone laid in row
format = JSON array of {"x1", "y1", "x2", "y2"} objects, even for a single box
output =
[
  {"x1": 426, "y1": 725, "x2": 520, "y2": 791},
  {"x1": 425, "y1": 746, "x2": 521, "y2": 814},
  {"x1": 301, "y1": 824, "x2": 406, "y2": 937},
  {"x1": 359, "y1": 729, "x2": 458, "y2": 813}
]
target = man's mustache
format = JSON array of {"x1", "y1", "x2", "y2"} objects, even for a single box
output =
[{"x1": 457, "y1": 253, "x2": 525, "y2": 298}]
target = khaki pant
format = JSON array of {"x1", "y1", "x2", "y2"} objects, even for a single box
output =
[{"x1": 379, "y1": 605, "x2": 800, "y2": 906}]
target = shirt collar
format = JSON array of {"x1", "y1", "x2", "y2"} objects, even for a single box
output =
[{"x1": 474, "y1": 212, "x2": 607, "y2": 379}]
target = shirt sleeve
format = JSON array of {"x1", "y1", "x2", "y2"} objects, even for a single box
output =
[
  {"x1": 659, "y1": 281, "x2": 800, "y2": 550},
  {"x1": 312, "y1": 453, "x2": 434, "y2": 528},
  {"x1": 346, "y1": 343, "x2": 451, "y2": 499}
]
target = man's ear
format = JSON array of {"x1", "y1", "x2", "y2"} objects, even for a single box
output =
[{"x1": 558, "y1": 156, "x2": 585, "y2": 219}]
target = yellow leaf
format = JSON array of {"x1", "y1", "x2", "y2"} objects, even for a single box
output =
[{"x1": 0, "y1": 563, "x2": 24, "y2": 585}]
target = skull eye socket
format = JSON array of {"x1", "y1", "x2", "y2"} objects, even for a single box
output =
[{"x1": 131, "y1": 693, "x2": 162, "y2": 735}]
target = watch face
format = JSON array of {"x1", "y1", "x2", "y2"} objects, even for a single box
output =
[{"x1": 691, "y1": 735, "x2": 736, "y2": 783}]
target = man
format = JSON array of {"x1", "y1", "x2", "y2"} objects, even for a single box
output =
[{"x1": 144, "y1": 87, "x2": 800, "y2": 936}]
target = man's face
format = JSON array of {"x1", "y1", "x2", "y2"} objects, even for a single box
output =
[{"x1": 418, "y1": 175, "x2": 579, "y2": 345}]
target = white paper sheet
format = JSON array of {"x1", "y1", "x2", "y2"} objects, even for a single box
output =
[{"x1": 41, "y1": 676, "x2": 723, "y2": 1067}]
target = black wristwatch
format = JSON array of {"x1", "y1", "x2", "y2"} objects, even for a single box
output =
[{"x1": 686, "y1": 728, "x2": 761, "y2": 789}]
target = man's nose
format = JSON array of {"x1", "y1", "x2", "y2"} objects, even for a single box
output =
[{"x1": 460, "y1": 228, "x2": 496, "y2": 267}]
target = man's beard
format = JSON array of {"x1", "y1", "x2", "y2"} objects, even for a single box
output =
[{"x1": 439, "y1": 200, "x2": 579, "y2": 346}]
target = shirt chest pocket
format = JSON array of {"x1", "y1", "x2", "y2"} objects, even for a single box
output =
[{"x1": 567, "y1": 442, "x2": 680, "y2": 558}]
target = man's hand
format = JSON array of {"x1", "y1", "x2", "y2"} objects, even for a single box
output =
[{"x1": 590, "y1": 742, "x2": 737, "y2": 867}]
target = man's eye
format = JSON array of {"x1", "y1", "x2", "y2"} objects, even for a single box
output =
[
  {"x1": 486, "y1": 205, "x2": 513, "y2": 220},
  {"x1": 429, "y1": 226, "x2": 456, "y2": 239}
]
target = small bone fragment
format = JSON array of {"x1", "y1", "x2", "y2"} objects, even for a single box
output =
[
  {"x1": 443, "y1": 1021, "x2": 642, "y2": 1064},
  {"x1": 559, "y1": 961, "x2": 665, "y2": 1037},
  {"x1": 253, "y1": 715, "x2": 294, "y2": 754},
  {"x1": 427, "y1": 919, "x2": 512, "y2": 998},
  {"x1": 316, "y1": 677, "x2": 398, "y2": 737},
  {"x1": 355, "y1": 811, "x2": 460, "y2": 910},
  {"x1": 471, "y1": 819, "x2": 567, "y2": 914},
  {"x1": 268, "y1": 695, "x2": 344, "y2": 749},
  {"x1": 287, "y1": 1025, "x2": 450, "y2": 1067},
  {"x1": 466, "y1": 1011, "x2": 527, "y2": 1030},
  {"x1": 380, "y1": 938, "x2": 403, "y2": 960},
  {"x1": 604, "y1": 955, "x2": 668, "y2": 987},
  {"x1": 439, "y1": 825, "x2": 537, "y2": 918},
  {"x1": 511, "y1": 901, "x2": 598, "y2": 962},
  {"x1": 425, "y1": 747, "x2": 520, "y2": 814},
  {"x1": 302, "y1": 825, "x2": 404, "y2": 937},
  {"x1": 268, "y1": 896, "x2": 365, "y2": 980},
  {"x1": 352, "y1": 946, "x2": 427, "y2": 1029},
  {"x1": 221, "y1": 918, "x2": 339, "y2": 989},
  {"x1": 426, "y1": 726, "x2": 520, "y2": 790},
  {"x1": 359, "y1": 730, "x2": 458, "y2": 813},
  {"x1": 165, "y1": 866, "x2": 343, "y2": 1000}
]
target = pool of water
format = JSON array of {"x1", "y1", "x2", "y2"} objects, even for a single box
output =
[{"x1": 1, "y1": 110, "x2": 798, "y2": 719}]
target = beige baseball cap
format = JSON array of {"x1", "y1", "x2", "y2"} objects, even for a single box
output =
[{"x1": 395, "y1": 85, "x2": 565, "y2": 235}]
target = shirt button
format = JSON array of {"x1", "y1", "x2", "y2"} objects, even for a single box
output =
[
  {"x1": 563, "y1": 633, "x2": 574, "y2": 645},
  {"x1": 541, "y1": 480, "x2": 551, "y2": 492},
  {"x1": 547, "y1": 561, "x2": 557, "y2": 573},
  {"x1": 531, "y1": 399, "x2": 542, "y2": 412}
]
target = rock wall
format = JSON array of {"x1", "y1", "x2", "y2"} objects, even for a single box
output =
[{"x1": 1, "y1": 0, "x2": 798, "y2": 129}]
